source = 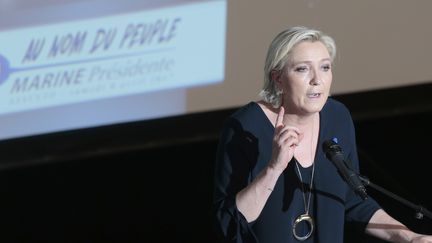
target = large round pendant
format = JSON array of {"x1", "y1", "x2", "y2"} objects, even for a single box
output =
[{"x1": 292, "y1": 214, "x2": 314, "y2": 241}]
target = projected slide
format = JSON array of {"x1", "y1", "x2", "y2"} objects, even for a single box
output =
[{"x1": 0, "y1": 0, "x2": 226, "y2": 140}]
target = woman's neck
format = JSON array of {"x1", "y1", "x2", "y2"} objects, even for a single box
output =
[
  {"x1": 256, "y1": 100, "x2": 317, "y2": 128},
  {"x1": 282, "y1": 111, "x2": 316, "y2": 128}
]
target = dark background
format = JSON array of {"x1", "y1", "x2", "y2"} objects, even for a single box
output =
[{"x1": 0, "y1": 83, "x2": 431, "y2": 242}]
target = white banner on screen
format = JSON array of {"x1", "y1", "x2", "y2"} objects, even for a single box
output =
[
  {"x1": 0, "y1": 0, "x2": 226, "y2": 141},
  {"x1": 0, "y1": 0, "x2": 226, "y2": 115}
]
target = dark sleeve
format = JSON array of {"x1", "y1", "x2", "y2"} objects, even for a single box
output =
[
  {"x1": 212, "y1": 118, "x2": 258, "y2": 243},
  {"x1": 343, "y1": 113, "x2": 381, "y2": 231}
]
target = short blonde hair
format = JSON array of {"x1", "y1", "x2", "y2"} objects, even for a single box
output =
[{"x1": 259, "y1": 26, "x2": 336, "y2": 108}]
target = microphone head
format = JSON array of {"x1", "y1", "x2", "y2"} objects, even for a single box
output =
[{"x1": 322, "y1": 138, "x2": 342, "y2": 155}]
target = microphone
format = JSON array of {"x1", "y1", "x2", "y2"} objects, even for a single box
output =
[{"x1": 322, "y1": 138, "x2": 368, "y2": 200}]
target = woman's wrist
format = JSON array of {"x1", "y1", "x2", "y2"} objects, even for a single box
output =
[
  {"x1": 262, "y1": 164, "x2": 284, "y2": 191},
  {"x1": 266, "y1": 164, "x2": 284, "y2": 178},
  {"x1": 267, "y1": 161, "x2": 286, "y2": 176}
]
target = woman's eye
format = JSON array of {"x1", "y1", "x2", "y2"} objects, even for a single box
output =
[
  {"x1": 322, "y1": 64, "x2": 331, "y2": 71},
  {"x1": 295, "y1": 66, "x2": 308, "y2": 72}
]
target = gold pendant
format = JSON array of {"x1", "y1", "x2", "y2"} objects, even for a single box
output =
[{"x1": 292, "y1": 214, "x2": 314, "y2": 241}]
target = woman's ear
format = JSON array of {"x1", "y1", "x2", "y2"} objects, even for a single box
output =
[{"x1": 271, "y1": 70, "x2": 281, "y2": 89}]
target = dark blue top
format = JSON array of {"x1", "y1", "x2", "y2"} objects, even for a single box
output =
[{"x1": 213, "y1": 98, "x2": 381, "y2": 243}]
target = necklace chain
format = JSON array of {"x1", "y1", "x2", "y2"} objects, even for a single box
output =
[
  {"x1": 295, "y1": 159, "x2": 315, "y2": 214},
  {"x1": 294, "y1": 113, "x2": 316, "y2": 215}
]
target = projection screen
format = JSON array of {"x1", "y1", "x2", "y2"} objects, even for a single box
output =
[{"x1": 1, "y1": 0, "x2": 432, "y2": 142}]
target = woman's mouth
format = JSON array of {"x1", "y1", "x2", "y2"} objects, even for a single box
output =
[{"x1": 307, "y1": 92, "x2": 321, "y2": 98}]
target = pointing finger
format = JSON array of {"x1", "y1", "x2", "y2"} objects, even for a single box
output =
[{"x1": 275, "y1": 106, "x2": 285, "y2": 128}]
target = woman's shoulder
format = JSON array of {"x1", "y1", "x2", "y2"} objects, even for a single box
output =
[
  {"x1": 230, "y1": 101, "x2": 262, "y2": 120},
  {"x1": 323, "y1": 97, "x2": 351, "y2": 116},
  {"x1": 223, "y1": 101, "x2": 269, "y2": 129}
]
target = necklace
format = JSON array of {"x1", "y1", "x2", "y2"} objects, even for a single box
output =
[
  {"x1": 292, "y1": 160, "x2": 315, "y2": 241},
  {"x1": 292, "y1": 115, "x2": 316, "y2": 241}
]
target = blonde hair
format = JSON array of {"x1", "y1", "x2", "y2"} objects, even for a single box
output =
[{"x1": 259, "y1": 26, "x2": 336, "y2": 108}]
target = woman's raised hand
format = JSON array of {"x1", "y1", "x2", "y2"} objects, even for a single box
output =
[{"x1": 269, "y1": 106, "x2": 303, "y2": 173}]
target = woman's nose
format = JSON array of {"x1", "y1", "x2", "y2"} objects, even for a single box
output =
[{"x1": 309, "y1": 69, "x2": 321, "y2": 86}]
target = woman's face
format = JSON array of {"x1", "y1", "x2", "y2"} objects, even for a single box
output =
[{"x1": 274, "y1": 41, "x2": 332, "y2": 116}]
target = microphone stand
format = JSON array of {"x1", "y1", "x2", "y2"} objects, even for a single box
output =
[{"x1": 358, "y1": 175, "x2": 432, "y2": 220}]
